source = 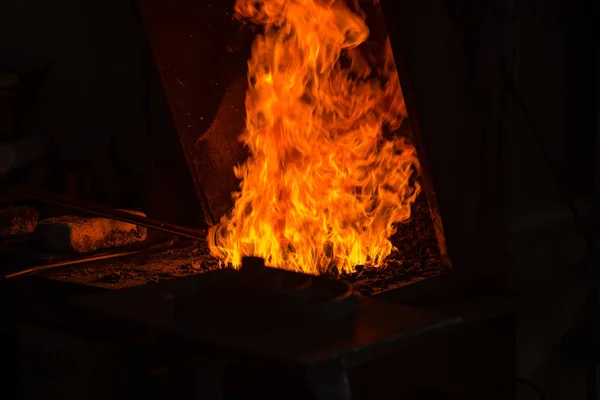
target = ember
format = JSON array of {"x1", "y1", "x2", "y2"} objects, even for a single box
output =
[{"x1": 209, "y1": 0, "x2": 421, "y2": 274}]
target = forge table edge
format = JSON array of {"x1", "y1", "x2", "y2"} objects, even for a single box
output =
[{"x1": 27, "y1": 277, "x2": 464, "y2": 370}]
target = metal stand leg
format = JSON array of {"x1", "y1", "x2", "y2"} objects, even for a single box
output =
[
  {"x1": 587, "y1": 362, "x2": 599, "y2": 400},
  {"x1": 191, "y1": 358, "x2": 230, "y2": 400},
  {"x1": 304, "y1": 362, "x2": 353, "y2": 400},
  {"x1": 586, "y1": 287, "x2": 600, "y2": 400},
  {"x1": 168, "y1": 356, "x2": 229, "y2": 400}
]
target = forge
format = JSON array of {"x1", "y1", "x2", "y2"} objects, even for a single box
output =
[
  {"x1": 3, "y1": 0, "x2": 456, "y2": 297},
  {"x1": 0, "y1": 0, "x2": 526, "y2": 398},
  {"x1": 127, "y1": 0, "x2": 504, "y2": 294}
]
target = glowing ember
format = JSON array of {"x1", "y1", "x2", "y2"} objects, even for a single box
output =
[{"x1": 208, "y1": 0, "x2": 421, "y2": 274}]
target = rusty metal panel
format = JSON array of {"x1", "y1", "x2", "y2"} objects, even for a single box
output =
[{"x1": 137, "y1": 0, "x2": 250, "y2": 224}]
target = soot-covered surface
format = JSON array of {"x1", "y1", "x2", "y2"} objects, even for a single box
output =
[{"x1": 43, "y1": 194, "x2": 445, "y2": 294}]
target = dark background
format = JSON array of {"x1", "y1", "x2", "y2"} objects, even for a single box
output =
[{"x1": 0, "y1": 0, "x2": 599, "y2": 398}]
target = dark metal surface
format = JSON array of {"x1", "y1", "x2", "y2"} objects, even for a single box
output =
[
  {"x1": 14, "y1": 270, "x2": 516, "y2": 399},
  {"x1": 62, "y1": 275, "x2": 462, "y2": 368},
  {"x1": 380, "y1": 0, "x2": 512, "y2": 279},
  {"x1": 304, "y1": 363, "x2": 353, "y2": 400},
  {"x1": 3, "y1": 183, "x2": 207, "y2": 240},
  {"x1": 19, "y1": 276, "x2": 460, "y2": 399},
  {"x1": 136, "y1": 0, "x2": 250, "y2": 224},
  {"x1": 175, "y1": 259, "x2": 357, "y2": 330}
]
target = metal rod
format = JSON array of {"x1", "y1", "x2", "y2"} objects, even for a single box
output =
[
  {"x1": 2, "y1": 183, "x2": 207, "y2": 242},
  {"x1": 2, "y1": 239, "x2": 175, "y2": 279}
]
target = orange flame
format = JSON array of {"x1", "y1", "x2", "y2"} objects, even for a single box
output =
[{"x1": 208, "y1": 0, "x2": 421, "y2": 274}]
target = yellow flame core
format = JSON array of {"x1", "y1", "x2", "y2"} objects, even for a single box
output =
[{"x1": 208, "y1": 0, "x2": 421, "y2": 275}]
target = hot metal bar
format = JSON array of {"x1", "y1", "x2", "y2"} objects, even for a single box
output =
[{"x1": 2, "y1": 183, "x2": 207, "y2": 242}]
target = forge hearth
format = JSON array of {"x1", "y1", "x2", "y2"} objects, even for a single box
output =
[
  {"x1": 1, "y1": 180, "x2": 442, "y2": 297},
  {"x1": 36, "y1": 192, "x2": 443, "y2": 296}
]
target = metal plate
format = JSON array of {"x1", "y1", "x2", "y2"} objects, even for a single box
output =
[
  {"x1": 379, "y1": 0, "x2": 512, "y2": 278},
  {"x1": 136, "y1": 0, "x2": 251, "y2": 224}
]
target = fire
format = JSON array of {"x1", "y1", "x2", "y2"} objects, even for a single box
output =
[{"x1": 208, "y1": 0, "x2": 421, "y2": 274}]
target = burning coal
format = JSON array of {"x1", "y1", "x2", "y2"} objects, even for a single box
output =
[{"x1": 209, "y1": 0, "x2": 421, "y2": 274}]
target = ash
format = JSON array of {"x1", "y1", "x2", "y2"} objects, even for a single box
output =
[{"x1": 45, "y1": 240, "x2": 221, "y2": 290}]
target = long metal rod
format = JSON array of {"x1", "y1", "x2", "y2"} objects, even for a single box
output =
[
  {"x1": 2, "y1": 239, "x2": 175, "y2": 279},
  {"x1": 2, "y1": 183, "x2": 207, "y2": 242}
]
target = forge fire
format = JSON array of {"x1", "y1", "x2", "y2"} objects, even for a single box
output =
[{"x1": 209, "y1": 0, "x2": 421, "y2": 275}]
